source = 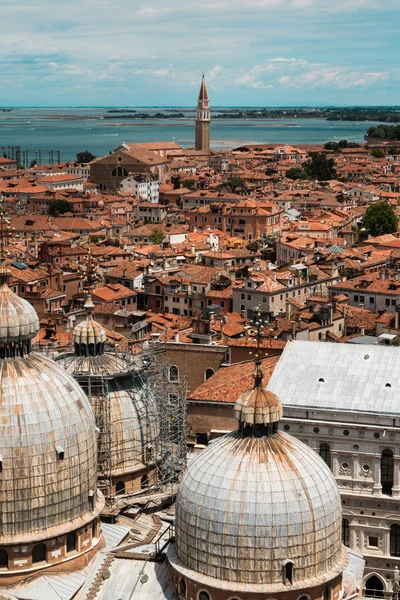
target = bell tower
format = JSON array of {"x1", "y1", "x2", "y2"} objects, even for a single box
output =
[{"x1": 195, "y1": 74, "x2": 210, "y2": 153}]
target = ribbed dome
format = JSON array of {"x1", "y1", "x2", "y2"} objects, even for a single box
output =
[
  {"x1": 174, "y1": 430, "x2": 345, "y2": 588},
  {"x1": 234, "y1": 362, "x2": 283, "y2": 427},
  {"x1": 73, "y1": 315, "x2": 107, "y2": 348},
  {"x1": 0, "y1": 352, "x2": 103, "y2": 543},
  {"x1": 171, "y1": 359, "x2": 347, "y2": 592},
  {"x1": 94, "y1": 377, "x2": 159, "y2": 475},
  {"x1": 0, "y1": 266, "x2": 39, "y2": 349}
]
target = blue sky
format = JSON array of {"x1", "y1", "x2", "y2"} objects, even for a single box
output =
[{"x1": 1, "y1": 0, "x2": 399, "y2": 106}]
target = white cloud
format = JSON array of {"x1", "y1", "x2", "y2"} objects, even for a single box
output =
[
  {"x1": 207, "y1": 65, "x2": 223, "y2": 82},
  {"x1": 279, "y1": 68, "x2": 390, "y2": 89}
]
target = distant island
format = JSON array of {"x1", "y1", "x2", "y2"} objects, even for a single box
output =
[
  {"x1": 104, "y1": 112, "x2": 186, "y2": 119},
  {"x1": 101, "y1": 106, "x2": 400, "y2": 122}
]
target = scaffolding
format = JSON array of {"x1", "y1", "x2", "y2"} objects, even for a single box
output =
[
  {"x1": 59, "y1": 337, "x2": 187, "y2": 511},
  {"x1": 90, "y1": 372, "x2": 113, "y2": 502},
  {"x1": 130, "y1": 336, "x2": 188, "y2": 493}
]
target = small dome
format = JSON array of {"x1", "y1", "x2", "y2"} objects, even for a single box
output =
[
  {"x1": 234, "y1": 362, "x2": 283, "y2": 426},
  {"x1": 73, "y1": 315, "x2": 107, "y2": 348},
  {"x1": 0, "y1": 264, "x2": 39, "y2": 348}
]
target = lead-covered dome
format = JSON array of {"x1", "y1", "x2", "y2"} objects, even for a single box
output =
[
  {"x1": 0, "y1": 263, "x2": 103, "y2": 544},
  {"x1": 0, "y1": 353, "x2": 102, "y2": 542},
  {"x1": 174, "y1": 430, "x2": 344, "y2": 587},
  {"x1": 170, "y1": 360, "x2": 347, "y2": 592}
]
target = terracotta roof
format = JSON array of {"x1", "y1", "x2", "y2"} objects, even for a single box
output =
[{"x1": 188, "y1": 356, "x2": 279, "y2": 404}]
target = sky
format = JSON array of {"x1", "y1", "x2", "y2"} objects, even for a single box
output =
[{"x1": 0, "y1": 0, "x2": 399, "y2": 107}]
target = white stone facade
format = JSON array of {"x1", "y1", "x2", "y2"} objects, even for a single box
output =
[
  {"x1": 120, "y1": 177, "x2": 159, "y2": 203},
  {"x1": 268, "y1": 341, "x2": 400, "y2": 597}
]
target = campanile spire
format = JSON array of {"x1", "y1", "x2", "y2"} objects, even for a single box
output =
[{"x1": 195, "y1": 74, "x2": 210, "y2": 152}]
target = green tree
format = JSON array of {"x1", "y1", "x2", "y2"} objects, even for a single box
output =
[
  {"x1": 371, "y1": 148, "x2": 385, "y2": 158},
  {"x1": 246, "y1": 240, "x2": 259, "y2": 252},
  {"x1": 149, "y1": 227, "x2": 164, "y2": 245},
  {"x1": 76, "y1": 151, "x2": 96, "y2": 163},
  {"x1": 286, "y1": 167, "x2": 310, "y2": 180},
  {"x1": 216, "y1": 177, "x2": 248, "y2": 195},
  {"x1": 303, "y1": 152, "x2": 337, "y2": 181},
  {"x1": 362, "y1": 202, "x2": 398, "y2": 237},
  {"x1": 366, "y1": 125, "x2": 400, "y2": 141},
  {"x1": 171, "y1": 174, "x2": 181, "y2": 189},
  {"x1": 48, "y1": 199, "x2": 74, "y2": 216},
  {"x1": 182, "y1": 179, "x2": 196, "y2": 190}
]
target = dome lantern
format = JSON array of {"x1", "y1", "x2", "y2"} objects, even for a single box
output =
[{"x1": 234, "y1": 359, "x2": 283, "y2": 436}]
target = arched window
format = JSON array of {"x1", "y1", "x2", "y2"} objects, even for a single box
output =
[
  {"x1": 381, "y1": 449, "x2": 394, "y2": 495},
  {"x1": 204, "y1": 368, "x2": 214, "y2": 381},
  {"x1": 179, "y1": 579, "x2": 187, "y2": 598},
  {"x1": 390, "y1": 524, "x2": 400, "y2": 556},
  {"x1": 319, "y1": 443, "x2": 332, "y2": 470},
  {"x1": 199, "y1": 592, "x2": 210, "y2": 600},
  {"x1": 111, "y1": 167, "x2": 129, "y2": 177},
  {"x1": 365, "y1": 575, "x2": 384, "y2": 598},
  {"x1": 115, "y1": 481, "x2": 125, "y2": 495},
  {"x1": 169, "y1": 365, "x2": 179, "y2": 382},
  {"x1": 283, "y1": 560, "x2": 294, "y2": 585},
  {"x1": 32, "y1": 543, "x2": 46, "y2": 564},
  {"x1": 0, "y1": 549, "x2": 8, "y2": 569},
  {"x1": 67, "y1": 532, "x2": 76, "y2": 553},
  {"x1": 141, "y1": 475, "x2": 149, "y2": 489},
  {"x1": 342, "y1": 519, "x2": 350, "y2": 547}
]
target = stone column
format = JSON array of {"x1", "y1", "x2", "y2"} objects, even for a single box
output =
[
  {"x1": 383, "y1": 526, "x2": 391, "y2": 556},
  {"x1": 353, "y1": 453, "x2": 360, "y2": 492},
  {"x1": 373, "y1": 454, "x2": 383, "y2": 495},
  {"x1": 392, "y1": 457, "x2": 400, "y2": 498},
  {"x1": 331, "y1": 450, "x2": 339, "y2": 479}
]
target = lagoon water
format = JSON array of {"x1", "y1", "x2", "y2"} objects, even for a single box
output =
[{"x1": 0, "y1": 108, "x2": 381, "y2": 162}]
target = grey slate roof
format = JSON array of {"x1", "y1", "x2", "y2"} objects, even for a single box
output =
[{"x1": 267, "y1": 340, "x2": 400, "y2": 416}]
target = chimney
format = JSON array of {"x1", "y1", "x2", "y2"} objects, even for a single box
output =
[
  {"x1": 174, "y1": 332, "x2": 180, "y2": 343},
  {"x1": 361, "y1": 326, "x2": 365, "y2": 336},
  {"x1": 291, "y1": 320, "x2": 296, "y2": 340},
  {"x1": 380, "y1": 271, "x2": 385, "y2": 280},
  {"x1": 286, "y1": 300, "x2": 291, "y2": 319},
  {"x1": 272, "y1": 273, "x2": 276, "y2": 282}
]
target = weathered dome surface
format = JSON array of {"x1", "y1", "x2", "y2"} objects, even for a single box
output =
[
  {"x1": 0, "y1": 279, "x2": 39, "y2": 345},
  {"x1": 94, "y1": 377, "x2": 159, "y2": 475},
  {"x1": 174, "y1": 429, "x2": 345, "y2": 588},
  {"x1": 0, "y1": 352, "x2": 103, "y2": 543}
]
